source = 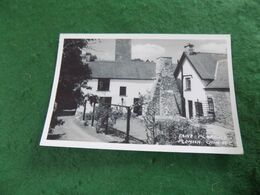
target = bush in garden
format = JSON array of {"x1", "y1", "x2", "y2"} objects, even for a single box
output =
[
  {"x1": 94, "y1": 105, "x2": 125, "y2": 133},
  {"x1": 154, "y1": 117, "x2": 213, "y2": 146},
  {"x1": 94, "y1": 105, "x2": 111, "y2": 133},
  {"x1": 196, "y1": 116, "x2": 214, "y2": 124}
]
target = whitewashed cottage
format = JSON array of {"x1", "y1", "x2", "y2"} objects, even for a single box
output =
[
  {"x1": 83, "y1": 39, "x2": 156, "y2": 115},
  {"x1": 174, "y1": 44, "x2": 233, "y2": 128}
]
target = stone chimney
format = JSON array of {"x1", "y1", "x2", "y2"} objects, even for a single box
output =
[
  {"x1": 156, "y1": 57, "x2": 172, "y2": 77},
  {"x1": 115, "y1": 39, "x2": 131, "y2": 62},
  {"x1": 184, "y1": 43, "x2": 195, "y2": 55}
]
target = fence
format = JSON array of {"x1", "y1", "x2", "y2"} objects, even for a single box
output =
[{"x1": 82, "y1": 101, "x2": 146, "y2": 144}]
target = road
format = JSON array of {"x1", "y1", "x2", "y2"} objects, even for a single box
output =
[{"x1": 52, "y1": 116, "x2": 123, "y2": 143}]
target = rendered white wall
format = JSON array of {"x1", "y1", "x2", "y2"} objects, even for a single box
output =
[
  {"x1": 84, "y1": 79, "x2": 155, "y2": 107},
  {"x1": 181, "y1": 58, "x2": 208, "y2": 118}
]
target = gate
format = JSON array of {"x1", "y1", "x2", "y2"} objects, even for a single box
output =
[
  {"x1": 82, "y1": 96, "x2": 146, "y2": 144},
  {"x1": 93, "y1": 102, "x2": 132, "y2": 143}
]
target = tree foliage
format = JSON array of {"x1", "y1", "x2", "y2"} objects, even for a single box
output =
[{"x1": 56, "y1": 39, "x2": 92, "y2": 110}]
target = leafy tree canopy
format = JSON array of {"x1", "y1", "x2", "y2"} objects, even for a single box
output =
[{"x1": 56, "y1": 39, "x2": 93, "y2": 110}]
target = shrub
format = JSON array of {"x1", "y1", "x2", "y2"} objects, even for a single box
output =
[{"x1": 153, "y1": 116, "x2": 213, "y2": 146}]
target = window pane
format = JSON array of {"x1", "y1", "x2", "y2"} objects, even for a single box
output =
[
  {"x1": 185, "y1": 78, "x2": 191, "y2": 90},
  {"x1": 119, "y1": 86, "x2": 126, "y2": 96},
  {"x1": 98, "y1": 79, "x2": 110, "y2": 91},
  {"x1": 208, "y1": 98, "x2": 214, "y2": 112}
]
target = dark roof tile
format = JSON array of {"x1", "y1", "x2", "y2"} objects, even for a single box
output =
[
  {"x1": 205, "y1": 60, "x2": 229, "y2": 89},
  {"x1": 186, "y1": 52, "x2": 227, "y2": 79},
  {"x1": 88, "y1": 60, "x2": 156, "y2": 80}
]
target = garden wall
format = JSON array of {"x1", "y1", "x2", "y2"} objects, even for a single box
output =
[{"x1": 206, "y1": 90, "x2": 234, "y2": 129}]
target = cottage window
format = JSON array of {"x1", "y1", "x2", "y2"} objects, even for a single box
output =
[
  {"x1": 119, "y1": 86, "x2": 126, "y2": 96},
  {"x1": 207, "y1": 97, "x2": 215, "y2": 120},
  {"x1": 97, "y1": 78, "x2": 110, "y2": 91},
  {"x1": 208, "y1": 97, "x2": 214, "y2": 113},
  {"x1": 195, "y1": 102, "x2": 203, "y2": 117},
  {"x1": 185, "y1": 78, "x2": 191, "y2": 91}
]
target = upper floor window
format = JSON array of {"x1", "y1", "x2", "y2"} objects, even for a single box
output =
[
  {"x1": 119, "y1": 86, "x2": 126, "y2": 96},
  {"x1": 97, "y1": 78, "x2": 110, "y2": 91},
  {"x1": 185, "y1": 78, "x2": 191, "y2": 91}
]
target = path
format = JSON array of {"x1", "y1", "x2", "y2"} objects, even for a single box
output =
[
  {"x1": 52, "y1": 116, "x2": 123, "y2": 143},
  {"x1": 113, "y1": 117, "x2": 147, "y2": 141},
  {"x1": 206, "y1": 124, "x2": 236, "y2": 147}
]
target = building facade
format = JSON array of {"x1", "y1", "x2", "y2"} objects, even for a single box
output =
[
  {"x1": 174, "y1": 46, "x2": 234, "y2": 128},
  {"x1": 83, "y1": 39, "x2": 156, "y2": 115}
]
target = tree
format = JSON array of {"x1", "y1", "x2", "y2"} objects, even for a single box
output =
[
  {"x1": 56, "y1": 39, "x2": 93, "y2": 111},
  {"x1": 49, "y1": 39, "x2": 93, "y2": 134}
]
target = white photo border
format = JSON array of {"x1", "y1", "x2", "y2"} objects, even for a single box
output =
[{"x1": 40, "y1": 33, "x2": 243, "y2": 155}]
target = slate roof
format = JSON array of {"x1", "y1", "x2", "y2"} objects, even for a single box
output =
[
  {"x1": 187, "y1": 52, "x2": 227, "y2": 79},
  {"x1": 88, "y1": 60, "x2": 156, "y2": 80},
  {"x1": 175, "y1": 52, "x2": 227, "y2": 80},
  {"x1": 205, "y1": 60, "x2": 229, "y2": 89}
]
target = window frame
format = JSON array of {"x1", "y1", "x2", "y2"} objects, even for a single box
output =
[
  {"x1": 185, "y1": 77, "x2": 191, "y2": 91},
  {"x1": 207, "y1": 97, "x2": 215, "y2": 113},
  {"x1": 97, "y1": 78, "x2": 110, "y2": 91},
  {"x1": 119, "y1": 86, "x2": 127, "y2": 96}
]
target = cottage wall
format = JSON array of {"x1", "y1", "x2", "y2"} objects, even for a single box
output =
[
  {"x1": 181, "y1": 58, "x2": 208, "y2": 118},
  {"x1": 206, "y1": 90, "x2": 234, "y2": 129},
  {"x1": 85, "y1": 79, "x2": 154, "y2": 106}
]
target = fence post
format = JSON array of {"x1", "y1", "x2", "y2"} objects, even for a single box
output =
[
  {"x1": 91, "y1": 103, "x2": 96, "y2": 126},
  {"x1": 125, "y1": 107, "x2": 131, "y2": 143},
  {"x1": 105, "y1": 105, "x2": 109, "y2": 135},
  {"x1": 83, "y1": 100, "x2": 87, "y2": 121}
]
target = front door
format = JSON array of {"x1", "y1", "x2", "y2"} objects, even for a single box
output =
[{"x1": 188, "y1": 100, "x2": 193, "y2": 119}]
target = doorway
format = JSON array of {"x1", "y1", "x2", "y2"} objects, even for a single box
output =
[{"x1": 188, "y1": 100, "x2": 193, "y2": 119}]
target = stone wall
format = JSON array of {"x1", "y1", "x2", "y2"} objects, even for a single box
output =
[
  {"x1": 150, "y1": 79, "x2": 160, "y2": 114},
  {"x1": 148, "y1": 57, "x2": 182, "y2": 117},
  {"x1": 206, "y1": 90, "x2": 234, "y2": 129}
]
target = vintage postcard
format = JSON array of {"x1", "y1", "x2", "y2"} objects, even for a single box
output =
[{"x1": 40, "y1": 34, "x2": 243, "y2": 154}]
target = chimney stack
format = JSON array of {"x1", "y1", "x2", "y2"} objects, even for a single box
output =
[
  {"x1": 115, "y1": 39, "x2": 131, "y2": 62},
  {"x1": 156, "y1": 57, "x2": 172, "y2": 76},
  {"x1": 184, "y1": 43, "x2": 195, "y2": 55}
]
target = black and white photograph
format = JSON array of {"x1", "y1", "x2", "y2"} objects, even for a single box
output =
[{"x1": 40, "y1": 34, "x2": 243, "y2": 154}]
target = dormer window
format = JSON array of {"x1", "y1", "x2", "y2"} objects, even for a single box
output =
[{"x1": 185, "y1": 78, "x2": 191, "y2": 91}]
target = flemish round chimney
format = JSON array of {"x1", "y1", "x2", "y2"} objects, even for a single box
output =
[{"x1": 115, "y1": 39, "x2": 131, "y2": 62}]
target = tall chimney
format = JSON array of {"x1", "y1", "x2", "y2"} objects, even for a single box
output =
[
  {"x1": 156, "y1": 57, "x2": 172, "y2": 76},
  {"x1": 184, "y1": 43, "x2": 195, "y2": 55},
  {"x1": 115, "y1": 39, "x2": 131, "y2": 62}
]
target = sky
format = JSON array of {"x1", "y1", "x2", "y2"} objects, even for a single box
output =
[{"x1": 84, "y1": 39, "x2": 227, "y2": 63}]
